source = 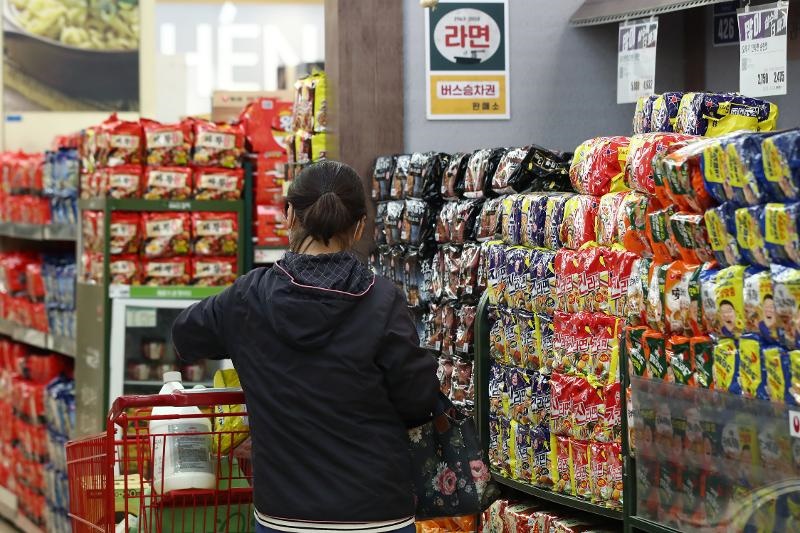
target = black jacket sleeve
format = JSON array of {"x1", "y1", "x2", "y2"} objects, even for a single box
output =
[
  {"x1": 172, "y1": 283, "x2": 236, "y2": 363},
  {"x1": 375, "y1": 288, "x2": 439, "y2": 427}
]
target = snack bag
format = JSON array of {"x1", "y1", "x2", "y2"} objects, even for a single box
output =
[
  {"x1": 402, "y1": 199, "x2": 432, "y2": 247},
  {"x1": 543, "y1": 192, "x2": 574, "y2": 250},
  {"x1": 765, "y1": 202, "x2": 800, "y2": 267},
  {"x1": 109, "y1": 255, "x2": 140, "y2": 285},
  {"x1": 141, "y1": 257, "x2": 192, "y2": 286},
  {"x1": 644, "y1": 330, "x2": 669, "y2": 381},
  {"x1": 762, "y1": 344, "x2": 792, "y2": 404},
  {"x1": 554, "y1": 249, "x2": 578, "y2": 313},
  {"x1": 626, "y1": 326, "x2": 649, "y2": 379},
  {"x1": 521, "y1": 193, "x2": 549, "y2": 248},
  {"x1": 789, "y1": 350, "x2": 800, "y2": 406},
  {"x1": 476, "y1": 197, "x2": 503, "y2": 242},
  {"x1": 553, "y1": 436, "x2": 573, "y2": 495},
  {"x1": 459, "y1": 243, "x2": 483, "y2": 297},
  {"x1": 590, "y1": 314, "x2": 621, "y2": 386},
  {"x1": 142, "y1": 212, "x2": 191, "y2": 258},
  {"x1": 691, "y1": 336, "x2": 714, "y2": 388},
  {"x1": 609, "y1": 249, "x2": 637, "y2": 318},
  {"x1": 773, "y1": 265, "x2": 800, "y2": 350},
  {"x1": 713, "y1": 337, "x2": 741, "y2": 394},
  {"x1": 526, "y1": 145, "x2": 574, "y2": 192},
  {"x1": 464, "y1": 148, "x2": 503, "y2": 199},
  {"x1": 647, "y1": 206, "x2": 681, "y2": 263},
  {"x1": 192, "y1": 120, "x2": 244, "y2": 168},
  {"x1": 142, "y1": 119, "x2": 193, "y2": 167},
  {"x1": 670, "y1": 212, "x2": 715, "y2": 264},
  {"x1": 744, "y1": 268, "x2": 778, "y2": 341},
  {"x1": 704, "y1": 203, "x2": 742, "y2": 267},
  {"x1": 500, "y1": 195, "x2": 523, "y2": 246},
  {"x1": 727, "y1": 132, "x2": 771, "y2": 205},
  {"x1": 645, "y1": 262, "x2": 668, "y2": 332},
  {"x1": 560, "y1": 195, "x2": 599, "y2": 250},
  {"x1": 626, "y1": 132, "x2": 695, "y2": 194},
  {"x1": 530, "y1": 372, "x2": 551, "y2": 426},
  {"x1": 570, "y1": 439, "x2": 591, "y2": 500},
  {"x1": 735, "y1": 205, "x2": 771, "y2": 267},
  {"x1": 659, "y1": 138, "x2": 717, "y2": 212},
  {"x1": 143, "y1": 167, "x2": 193, "y2": 200},
  {"x1": 578, "y1": 246, "x2": 612, "y2": 314},
  {"x1": 569, "y1": 137, "x2": 630, "y2": 196},
  {"x1": 675, "y1": 92, "x2": 778, "y2": 137},
  {"x1": 391, "y1": 155, "x2": 410, "y2": 200},
  {"x1": 192, "y1": 212, "x2": 238, "y2": 256},
  {"x1": 509, "y1": 420, "x2": 532, "y2": 482},
  {"x1": 651, "y1": 92, "x2": 684, "y2": 133},
  {"x1": 193, "y1": 257, "x2": 237, "y2": 286},
  {"x1": 700, "y1": 265, "x2": 721, "y2": 333},
  {"x1": 571, "y1": 377, "x2": 603, "y2": 440},
  {"x1": 212, "y1": 369, "x2": 249, "y2": 454},
  {"x1": 452, "y1": 200, "x2": 482, "y2": 244},
  {"x1": 549, "y1": 373, "x2": 575, "y2": 437},
  {"x1": 194, "y1": 168, "x2": 244, "y2": 200},
  {"x1": 483, "y1": 241, "x2": 506, "y2": 306},
  {"x1": 106, "y1": 165, "x2": 142, "y2": 199},
  {"x1": 109, "y1": 212, "x2": 141, "y2": 255},
  {"x1": 529, "y1": 249, "x2": 556, "y2": 314},
  {"x1": 596, "y1": 192, "x2": 626, "y2": 246},
  {"x1": 593, "y1": 381, "x2": 621, "y2": 443},
  {"x1": 762, "y1": 129, "x2": 800, "y2": 202},
  {"x1": 492, "y1": 146, "x2": 530, "y2": 194},
  {"x1": 737, "y1": 334, "x2": 769, "y2": 400},
  {"x1": 714, "y1": 265, "x2": 746, "y2": 337},
  {"x1": 530, "y1": 424, "x2": 553, "y2": 488},
  {"x1": 502, "y1": 246, "x2": 531, "y2": 311},
  {"x1": 441, "y1": 152, "x2": 468, "y2": 200}
]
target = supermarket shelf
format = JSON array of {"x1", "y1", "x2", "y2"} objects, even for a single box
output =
[
  {"x1": 124, "y1": 380, "x2": 213, "y2": 388},
  {"x1": 254, "y1": 246, "x2": 286, "y2": 264},
  {"x1": 0, "y1": 222, "x2": 76, "y2": 241},
  {"x1": 79, "y1": 198, "x2": 242, "y2": 213},
  {"x1": 0, "y1": 318, "x2": 75, "y2": 358},
  {"x1": 628, "y1": 516, "x2": 683, "y2": 533},
  {"x1": 491, "y1": 472, "x2": 624, "y2": 521},
  {"x1": 108, "y1": 284, "x2": 227, "y2": 299}
]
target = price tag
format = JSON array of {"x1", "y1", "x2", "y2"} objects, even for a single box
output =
[
  {"x1": 738, "y1": 1, "x2": 789, "y2": 97},
  {"x1": 617, "y1": 18, "x2": 658, "y2": 104}
]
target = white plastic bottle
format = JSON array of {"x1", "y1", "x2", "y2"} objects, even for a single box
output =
[{"x1": 150, "y1": 371, "x2": 215, "y2": 493}]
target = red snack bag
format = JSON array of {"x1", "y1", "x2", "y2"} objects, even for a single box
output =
[
  {"x1": 239, "y1": 98, "x2": 294, "y2": 153},
  {"x1": 571, "y1": 439, "x2": 591, "y2": 500},
  {"x1": 109, "y1": 255, "x2": 141, "y2": 285},
  {"x1": 593, "y1": 381, "x2": 621, "y2": 443},
  {"x1": 554, "y1": 436, "x2": 573, "y2": 495},
  {"x1": 609, "y1": 249, "x2": 637, "y2": 318},
  {"x1": 25, "y1": 263, "x2": 44, "y2": 302},
  {"x1": 549, "y1": 372, "x2": 575, "y2": 437},
  {"x1": 192, "y1": 257, "x2": 238, "y2": 286},
  {"x1": 560, "y1": 195, "x2": 599, "y2": 250},
  {"x1": 106, "y1": 165, "x2": 142, "y2": 199},
  {"x1": 82, "y1": 210, "x2": 104, "y2": 253},
  {"x1": 194, "y1": 168, "x2": 244, "y2": 200},
  {"x1": 192, "y1": 120, "x2": 245, "y2": 168},
  {"x1": 569, "y1": 136, "x2": 630, "y2": 196},
  {"x1": 256, "y1": 205, "x2": 289, "y2": 247},
  {"x1": 142, "y1": 118, "x2": 193, "y2": 166},
  {"x1": 142, "y1": 212, "x2": 191, "y2": 258},
  {"x1": 590, "y1": 313, "x2": 621, "y2": 385},
  {"x1": 578, "y1": 246, "x2": 612, "y2": 314},
  {"x1": 109, "y1": 212, "x2": 141, "y2": 255},
  {"x1": 102, "y1": 113, "x2": 143, "y2": 167},
  {"x1": 591, "y1": 441, "x2": 623, "y2": 507},
  {"x1": 143, "y1": 167, "x2": 193, "y2": 200},
  {"x1": 571, "y1": 377, "x2": 603, "y2": 440},
  {"x1": 554, "y1": 249, "x2": 580, "y2": 313},
  {"x1": 192, "y1": 212, "x2": 238, "y2": 256},
  {"x1": 141, "y1": 257, "x2": 192, "y2": 286}
]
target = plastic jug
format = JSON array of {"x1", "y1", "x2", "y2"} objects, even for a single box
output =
[{"x1": 150, "y1": 371, "x2": 215, "y2": 493}]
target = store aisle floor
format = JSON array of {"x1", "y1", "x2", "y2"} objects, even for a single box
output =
[{"x1": 0, "y1": 520, "x2": 15, "y2": 533}]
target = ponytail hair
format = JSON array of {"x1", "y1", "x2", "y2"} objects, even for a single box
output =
[{"x1": 287, "y1": 161, "x2": 367, "y2": 251}]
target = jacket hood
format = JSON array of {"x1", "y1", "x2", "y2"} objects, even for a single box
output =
[{"x1": 266, "y1": 252, "x2": 376, "y2": 349}]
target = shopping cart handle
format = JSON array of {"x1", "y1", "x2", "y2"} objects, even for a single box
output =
[{"x1": 109, "y1": 390, "x2": 246, "y2": 418}]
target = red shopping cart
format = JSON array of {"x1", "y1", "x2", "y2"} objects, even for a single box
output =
[{"x1": 66, "y1": 390, "x2": 253, "y2": 533}]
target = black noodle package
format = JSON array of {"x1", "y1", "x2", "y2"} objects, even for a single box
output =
[
  {"x1": 527, "y1": 145, "x2": 574, "y2": 192},
  {"x1": 384, "y1": 200, "x2": 404, "y2": 246},
  {"x1": 403, "y1": 250, "x2": 425, "y2": 308},
  {"x1": 376, "y1": 245, "x2": 392, "y2": 280},
  {"x1": 371, "y1": 155, "x2": 395, "y2": 201},
  {"x1": 374, "y1": 201, "x2": 387, "y2": 246},
  {"x1": 405, "y1": 152, "x2": 435, "y2": 199},
  {"x1": 476, "y1": 196, "x2": 503, "y2": 241},
  {"x1": 390, "y1": 246, "x2": 405, "y2": 286},
  {"x1": 401, "y1": 199, "x2": 431, "y2": 247},
  {"x1": 443, "y1": 244, "x2": 462, "y2": 301},
  {"x1": 436, "y1": 202, "x2": 456, "y2": 244},
  {"x1": 442, "y1": 152, "x2": 469, "y2": 201},
  {"x1": 421, "y1": 152, "x2": 450, "y2": 205},
  {"x1": 430, "y1": 248, "x2": 445, "y2": 301},
  {"x1": 492, "y1": 146, "x2": 532, "y2": 194},
  {"x1": 391, "y1": 154, "x2": 410, "y2": 200},
  {"x1": 460, "y1": 242, "x2": 483, "y2": 297},
  {"x1": 464, "y1": 147, "x2": 505, "y2": 199},
  {"x1": 451, "y1": 199, "x2": 482, "y2": 244}
]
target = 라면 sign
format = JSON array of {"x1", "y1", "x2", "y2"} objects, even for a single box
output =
[{"x1": 425, "y1": 0, "x2": 510, "y2": 120}]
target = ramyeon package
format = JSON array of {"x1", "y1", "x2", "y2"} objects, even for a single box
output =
[
  {"x1": 726, "y1": 132, "x2": 773, "y2": 205},
  {"x1": 650, "y1": 92, "x2": 684, "y2": 133},
  {"x1": 442, "y1": 152, "x2": 469, "y2": 201},
  {"x1": 658, "y1": 139, "x2": 717, "y2": 212},
  {"x1": 465, "y1": 148, "x2": 504, "y2": 199},
  {"x1": 492, "y1": 147, "x2": 531, "y2": 194},
  {"x1": 625, "y1": 132, "x2": 695, "y2": 195},
  {"x1": 704, "y1": 203, "x2": 742, "y2": 267},
  {"x1": 738, "y1": 334, "x2": 769, "y2": 400},
  {"x1": 773, "y1": 265, "x2": 800, "y2": 350},
  {"x1": 569, "y1": 136, "x2": 630, "y2": 196},
  {"x1": 543, "y1": 193, "x2": 573, "y2": 250},
  {"x1": 735, "y1": 205, "x2": 771, "y2": 267},
  {"x1": 674, "y1": 92, "x2": 778, "y2": 137},
  {"x1": 560, "y1": 195, "x2": 599, "y2": 250},
  {"x1": 371, "y1": 156, "x2": 395, "y2": 201},
  {"x1": 744, "y1": 268, "x2": 778, "y2": 342},
  {"x1": 633, "y1": 95, "x2": 658, "y2": 134},
  {"x1": 670, "y1": 212, "x2": 715, "y2": 264},
  {"x1": 762, "y1": 129, "x2": 800, "y2": 202},
  {"x1": 714, "y1": 265, "x2": 746, "y2": 338},
  {"x1": 765, "y1": 202, "x2": 800, "y2": 267},
  {"x1": 700, "y1": 133, "x2": 745, "y2": 205},
  {"x1": 712, "y1": 336, "x2": 741, "y2": 394}
]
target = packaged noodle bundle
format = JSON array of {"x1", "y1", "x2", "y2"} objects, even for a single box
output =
[
  {"x1": 691, "y1": 336, "x2": 715, "y2": 388},
  {"x1": 704, "y1": 203, "x2": 742, "y2": 267},
  {"x1": 650, "y1": 92, "x2": 684, "y2": 133},
  {"x1": 744, "y1": 268, "x2": 778, "y2": 342},
  {"x1": 700, "y1": 133, "x2": 745, "y2": 205},
  {"x1": 213, "y1": 368, "x2": 249, "y2": 454},
  {"x1": 569, "y1": 137, "x2": 630, "y2": 196},
  {"x1": 441, "y1": 152, "x2": 468, "y2": 201},
  {"x1": 616, "y1": 191, "x2": 652, "y2": 256},
  {"x1": 625, "y1": 132, "x2": 696, "y2": 194},
  {"x1": 609, "y1": 249, "x2": 637, "y2": 318},
  {"x1": 765, "y1": 202, "x2": 800, "y2": 267},
  {"x1": 670, "y1": 212, "x2": 715, "y2": 264},
  {"x1": 674, "y1": 92, "x2": 779, "y2": 137},
  {"x1": 700, "y1": 265, "x2": 721, "y2": 333},
  {"x1": 543, "y1": 193, "x2": 573, "y2": 250},
  {"x1": 560, "y1": 195, "x2": 599, "y2": 250},
  {"x1": 658, "y1": 139, "x2": 717, "y2": 212},
  {"x1": 773, "y1": 265, "x2": 800, "y2": 350},
  {"x1": 464, "y1": 148, "x2": 504, "y2": 199},
  {"x1": 726, "y1": 132, "x2": 774, "y2": 205},
  {"x1": 738, "y1": 334, "x2": 769, "y2": 400},
  {"x1": 391, "y1": 154, "x2": 410, "y2": 200},
  {"x1": 762, "y1": 129, "x2": 800, "y2": 202},
  {"x1": 663, "y1": 261, "x2": 702, "y2": 337},
  {"x1": 492, "y1": 146, "x2": 531, "y2": 194},
  {"x1": 735, "y1": 205, "x2": 771, "y2": 267},
  {"x1": 500, "y1": 195, "x2": 523, "y2": 246},
  {"x1": 647, "y1": 206, "x2": 681, "y2": 263},
  {"x1": 713, "y1": 336, "x2": 741, "y2": 394},
  {"x1": 667, "y1": 336, "x2": 694, "y2": 386},
  {"x1": 520, "y1": 193, "x2": 549, "y2": 248},
  {"x1": 763, "y1": 344, "x2": 793, "y2": 404},
  {"x1": 626, "y1": 257, "x2": 651, "y2": 326},
  {"x1": 526, "y1": 145, "x2": 574, "y2": 193},
  {"x1": 643, "y1": 330, "x2": 669, "y2": 381},
  {"x1": 714, "y1": 265, "x2": 747, "y2": 338},
  {"x1": 596, "y1": 192, "x2": 627, "y2": 245},
  {"x1": 633, "y1": 95, "x2": 656, "y2": 134}
]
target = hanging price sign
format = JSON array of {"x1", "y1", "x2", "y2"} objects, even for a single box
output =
[
  {"x1": 617, "y1": 18, "x2": 659, "y2": 104},
  {"x1": 738, "y1": 1, "x2": 789, "y2": 97}
]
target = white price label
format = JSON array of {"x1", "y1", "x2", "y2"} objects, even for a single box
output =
[
  {"x1": 738, "y1": 2, "x2": 789, "y2": 97},
  {"x1": 617, "y1": 18, "x2": 658, "y2": 104}
]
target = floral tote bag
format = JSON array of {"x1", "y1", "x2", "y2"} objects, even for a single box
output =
[{"x1": 409, "y1": 394, "x2": 499, "y2": 519}]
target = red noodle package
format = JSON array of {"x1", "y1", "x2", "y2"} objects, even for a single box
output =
[
  {"x1": 192, "y1": 120, "x2": 245, "y2": 168},
  {"x1": 192, "y1": 212, "x2": 238, "y2": 256},
  {"x1": 82, "y1": 210, "x2": 104, "y2": 253},
  {"x1": 578, "y1": 246, "x2": 612, "y2": 314},
  {"x1": 102, "y1": 114, "x2": 143, "y2": 167},
  {"x1": 554, "y1": 249, "x2": 581, "y2": 312},
  {"x1": 142, "y1": 118, "x2": 193, "y2": 166},
  {"x1": 106, "y1": 165, "x2": 142, "y2": 199},
  {"x1": 109, "y1": 212, "x2": 141, "y2": 255},
  {"x1": 609, "y1": 249, "x2": 637, "y2": 318},
  {"x1": 554, "y1": 436, "x2": 573, "y2": 495},
  {"x1": 141, "y1": 257, "x2": 192, "y2": 286},
  {"x1": 143, "y1": 167, "x2": 193, "y2": 200},
  {"x1": 569, "y1": 136, "x2": 630, "y2": 196},
  {"x1": 109, "y1": 255, "x2": 140, "y2": 285},
  {"x1": 142, "y1": 212, "x2": 191, "y2": 258},
  {"x1": 625, "y1": 132, "x2": 696, "y2": 194},
  {"x1": 616, "y1": 192, "x2": 652, "y2": 257},
  {"x1": 596, "y1": 192, "x2": 628, "y2": 246},
  {"x1": 560, "y1": 195, "x2": 599, "y2": 250},
  {"x1": 194, "y1": 168, "x2": 244, "y2": 200},
  {"x1": 192, "y1": 257, "x2": 237, "y2": 286},
  {"x1": 658, "y1": 139, "x2": 717, "y2": 212},
  {"x1": 571, "y1": 439, "x2": 592, "y2": 500}
]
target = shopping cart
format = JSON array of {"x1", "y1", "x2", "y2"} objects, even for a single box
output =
[{"x1": 66, "y1": 389, "x2": 253, "y2": 533}]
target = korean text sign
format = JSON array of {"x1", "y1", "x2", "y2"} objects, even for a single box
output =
[
  {"x1": 617, "y1": 18, "x2": 658, "y2": 104},
  {"x1": 425, "y1": 0, "x2": 510, "y2": 120},
  {"x1": 738, "y1": 1, "x2": 789, "y2": 97}
]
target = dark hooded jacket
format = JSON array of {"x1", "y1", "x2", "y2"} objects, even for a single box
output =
[{"x1": 172, "y1": 251, "x2": 439, "y2": 522}]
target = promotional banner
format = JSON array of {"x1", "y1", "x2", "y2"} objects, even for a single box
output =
[
  {"x1": 425, "y1": 0, "x2": 510, "y2": 120},
  {"x1": 738, "y1": 1, "x2": 789, "y2": 97},
  {"x1": 617, "y1": 18, "x2": 658, "y2": 104},
  {"x1": 3, "y1": 0, "x2": 140, "y2": 111}
]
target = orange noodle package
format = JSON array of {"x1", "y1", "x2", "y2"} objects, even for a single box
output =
[
  {"x1": 625, "y1": 132, "x2": 696, "y2": 194},
  {"x1": 647, "y1": 205, "x2": 681, "y2": 263},
  {"x1": 616, "y1": 191, "x2": 652, "y2": 256},
  {"x1": 560, "y1": 195, "x2": 600, "y2": 250},
  {"x1": 657, "y1": 138, "x2": 717, "y2": 212},
  {"x1": 670, "y1": 212, "x2": 715, "y2": 264},
  {"x1": 569, "y1": 136, "x2": 630, "y2": 196},
  {"x1": 663, "y1": 261, "x2": 702, "y2": 336}
]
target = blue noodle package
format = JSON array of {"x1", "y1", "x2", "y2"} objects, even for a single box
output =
[
  {"x1": 772, "y1": 265, "x2": 800, "y2": 351},
  {"x1": 705, "y1": 202, "x2": 742, "y2": 267},
  {"x1": 737, "y1": 334, "x2": 769, "y2": 401},
  {"x1": 501, "y1": 194, "x2": 524, "y2": 246},
  {"x1": 762, "y1": 129, "x2": 800, "y2": 202},
  {"x1": 765, "y1": 202, "x2": 800, "y2": 267},
  {"x1": 543, "y1": 193, "x2": 573, "y2": 250},
  {"x1": 650, "y1": 92, "x2": 684, "y2": 133},
  {"x1": 726, "y1": 132, "x2": 772, "y2": 206},
  {"x1": 700, "y1": 134, "x2": 737, "y2": 204},
  {"x1": 675, "y1": 92, "x2": 778, "y2": 137},
  {"x1": 735, "y1": 205, "x2": 771, "y2": 267},
  {"x1": 521, "y1": 193, "x2": 549, "y2": 248}
]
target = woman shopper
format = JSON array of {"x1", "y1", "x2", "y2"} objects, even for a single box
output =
[{"x1": 172, "y1": 160, "x2": 439, "y2": 533}]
